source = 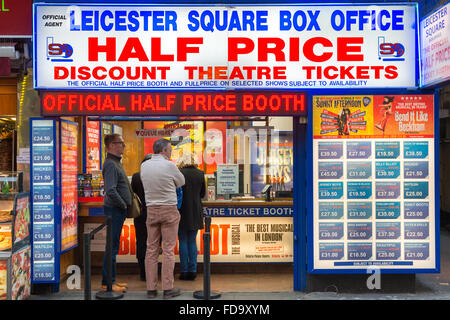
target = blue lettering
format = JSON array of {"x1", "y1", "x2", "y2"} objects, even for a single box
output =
[
  {"x1": 229, "y1": 10, "x2": 242, "y2": 31},
  {"x1": 359, "y1": 10, "x2": 370, "y2": 30},
  {"x1": 81, "y1": 10, "x2": 93, "y2": 31},
  {"x1": 294, "y1": 11, "x2": 307, "y2": 31},
  {"x1": 215, "y1": 10, "x2": 228, "y2": 31},
  {"x1": 256, "y1": 11, "x2": 268, "y2": 30},
  {"x1": 242, "y1": 10, "x2": 255, "y2": 31},
  {"x1": 346, "y1": 10, "x2": 358, "y2": 30},
  {"x1": 279, "y1": 10, "x2": 291, "y2": 31},
  {"x1": 331, "y1": 10, "x2": 345, "y2": 31},
  {"x1": 378, "y1": 10, "x2": 390, "y2": 31},
  {"x1": 100, "y1": 10, "x2": 114, "y2": 32},
  {"x1": 166, "y1": 11, "x2": 177, "y2": 31},
  {"x1": 153, "y1": 10, "x2": 164, "y2": 31},
  {"x1": 127, "y1": 11, "x2": 139, "y2": 32},
  {"x1": 70, "y1": 10, "x2": 80, "y2": 31},
  {"x1": 140, "y1": 11, "x2": 151, "y2": 31},
  {"x1": 201, "y1": 10, "x2": 215, "y2": 32},
  {"x1": 115, "y1": 10, "x2": 127, "y2": 31},
  {"x1": 188, "y1": 10, "x2": 200, "y2": 31},
  {"x1": 307, "y1": 10, "x2": 320, "y2": 31},
  {"x1": 391, "y1": 10, "x2": 404, "y2": 30}
]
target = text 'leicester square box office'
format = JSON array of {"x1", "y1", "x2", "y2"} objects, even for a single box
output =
[{"x1": 30, "y1": 2, "x2": 438, "y2": 291}]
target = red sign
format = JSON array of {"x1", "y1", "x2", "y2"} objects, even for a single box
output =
[
  {"x1": 0, "y1": 0, "x2": 32, "y2": 36},
  {"x1": 41, "y1": 91, "x2": 306, "y2": 116}
]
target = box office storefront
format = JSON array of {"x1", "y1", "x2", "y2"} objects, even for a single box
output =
[{"x1": 27, "y1": 2, "x2": 439, "y2": 291}]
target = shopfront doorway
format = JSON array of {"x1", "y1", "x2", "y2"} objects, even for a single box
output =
[{"x1": 77, "y1": 115, "x2": 307, "y2": 292}]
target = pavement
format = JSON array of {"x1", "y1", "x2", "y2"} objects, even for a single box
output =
[{"x1": 26, "y1": 228, "x2": 450, "y2": 301}]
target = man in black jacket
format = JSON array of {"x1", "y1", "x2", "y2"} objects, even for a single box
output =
[{"x1": 101, "y1": 133, "x2": 131, "y2": 293}]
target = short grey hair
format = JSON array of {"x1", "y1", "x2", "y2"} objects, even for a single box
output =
[{"x1": 153, "y1": 138, "x2": 171, "y2": 154}]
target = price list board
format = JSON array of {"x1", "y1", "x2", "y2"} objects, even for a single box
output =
[
  {"x1": 30, "y1": 119, "x2": 58, "y2": 283},
  {"x1": 309, "y1": 95, "x2": 437, "y2": 272}
]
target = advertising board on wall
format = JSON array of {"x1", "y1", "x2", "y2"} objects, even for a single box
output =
[
  {"x1": 310, "y1": 94, "x2": 437, "y2": 272},
  {"x1": 34, "y1": 4, "x2": 418, "y2": 90},
  {"x1": 420, "y1": 2, "x2": 450, "y2": 87}
]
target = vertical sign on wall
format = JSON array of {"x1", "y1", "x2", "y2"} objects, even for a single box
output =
[
  {"x1": 85, "y1": 120, "x2": 100, "y2": 173},
  {"x1": 30, "y1": 119, "x2": 58, "y2": 282},
  {"x1": 60, "y1": 120, "x2": 78, "y2": 252},
  {"x1": 310, "y1": 95, "x2": 437, "y2": 272}
]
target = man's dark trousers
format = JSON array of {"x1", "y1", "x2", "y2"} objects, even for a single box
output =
[{"x1": 102, "y1": 206, "x2": 127, "y2": 286}]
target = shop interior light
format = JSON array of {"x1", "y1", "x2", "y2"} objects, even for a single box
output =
[{"x1": 16, "y1": 74, "x2": 28, "y2": 131}]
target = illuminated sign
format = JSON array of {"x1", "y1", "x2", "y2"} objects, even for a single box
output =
[
  {"x1": 40, "y1": 91, "x2": 306, "y2": 116},
  {"x1": 420, "y1": 2, "x2": 450, "y2": 87},
  {"x1": 33, "y1": 4, "x2": 418, "y2": 90}
]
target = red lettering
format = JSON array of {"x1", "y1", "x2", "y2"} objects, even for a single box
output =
[
  {"x1": 43, "y1": 95, "x2": 56, "y2": 111},
  {"x1": 337, "y1": 37, "x2": 364, "y2": 61},
  {"x1": 303, "y1": 37, "x2": 333, "y2": 62},
  {"x1": 228, "y1": 37, "x2": 255, "y2": 61},
  {"x1": 118, "y1": 37, "x2": 149, "y2": 61},
  {"x1": 151, "y1": 37, "x2": 174, "y2": 61},
  {"x1": 88, "y1": 37, "x2": 116, "y2": 61},
  {"x1": 177, "y1": 37, "x2": 203, "y2": 61},
  {"x1": 258, "y1": 38, "x2": 286, "y2": 62},
  {"x1": 54, "y1": 66, "x2": 68, "y2": 80}
]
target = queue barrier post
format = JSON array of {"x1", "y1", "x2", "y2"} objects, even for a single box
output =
[{"x1": 193, "y1": 216, "x2": 221, "y2": 300}]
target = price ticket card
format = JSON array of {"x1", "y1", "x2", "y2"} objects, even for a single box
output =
[
  {"x1": 33, "y1": 243, "x2": 55, "y2": 262},
  {"x1": 376, "y1": 222, "x2": 401, "y2": 240},
  {"x1": 319, "y1": 243, "x2": 344, "y2": 260},
  {"x1": 347, "y1": 222, "x2": 372, "y2": 240},
  {"x1": 318, "y1": 162, "x2": 343, "y2": 179},
  {"x1": 404, "y1": 161, "x2": 429, "y2": 179},
  {"x1": 319, "y1": 202, "x2": 344, "y2": 220},
  {"x1": 404, "y1": 222, "x2": 429, "y2": 240},
  {"x1": 404, "y1": 182, "x2": 429, "y2": 199},
  {"x1": 347, "y1": 162, "x2": 372, "y2": 179},
  {"x1": 404, "y1": 202, "x2": 429, "y2": 219},
  {"x1": 32, "y1": 204, "x2": 54, "y2": 223},
  {"x1": 32, "y1": 145, "x2": 54, "y2": 165},
  {"x1": 31, "y1": 125, "x2": 54, "y2": 145},
  {"x1": 404, "y1": 243, "x2": 429, "y2": 260},
  {"x1": 404, "y1": 141, "x2": 428, "y2": 159},
  {"x1": 33, "y1": 224, "x2": 55, "y2": 243},
  {"x1": 32, "y1": 185, "x2": 54, "y2": 204},
  {"x1": 347, "y1": 141, "x2": 372, "y2": 159},
  {"x1": 347, "y1": 182, "x2": 372, "y2": 199},
  {"x1": 375, "y1": 161, "x2": 401, "y2": 179},
  {"x1": 347, "y1": 243, "x2": 372, "y2": 260},
  {"x1": 375, "y1": 141, "x2": 400, "y2": 159},
  {"x1": 32, "y1": 165, "x2": 54, "y2": 184},
  {"x1": 376, "y1": 182, "x2": 400, "y2": 199},
  {"x1": 318, "y1": 182, "x2": 343, "y2": 200},
  {"x1": 376, "y1": 202, "x2": 401, "y2": 219},
  {"x1": 347, "y1": 201, "x2": 372, "y2": 219},
  {"x1": 32, "y1": 262, "x2": 55, "y2": 282},
  {"x1": 318, "y1": 141, "x2": 343, "y2": 159},
  {"x1": 376, "y1": 242, "x2": 401, "y2": 260},
  {"x1": 319, "y1": 222, "x2": 344, "y2": 240}
]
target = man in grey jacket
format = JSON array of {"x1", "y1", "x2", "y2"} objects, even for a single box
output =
[
  {"x1": 101, "y1": 133, "x2": 131, "y2": 293},
  {"x1": 141, "y1": 138, "x2": 185, "y2": 299}
]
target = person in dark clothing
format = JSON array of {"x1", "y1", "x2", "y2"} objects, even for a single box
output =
[
  {"x1": 177, "y1": 155, "x2": 206, "y2": 281},
  {"x1": 101, "y1": 133, "x2": 131, "y2": 293},
  {"x1": 131, "y1": 153, "x2": 152, "y2": 281}
]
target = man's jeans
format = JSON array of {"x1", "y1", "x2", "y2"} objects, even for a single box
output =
[
  {"x1": 102, "y1": 206, "x2": 126, "y2": 286},
  {"x1": 178, "y1": 229, "x2": 198, "y2": 273}
]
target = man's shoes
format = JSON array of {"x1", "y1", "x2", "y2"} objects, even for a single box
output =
[
  {"x1": 147, "y1": 290, "x2": 157, "y2": 298},
  {"x1": 187, "y1": 272, "x2": 197, "y2": 281},
  {"x1": 179, "y1": 272, "x2": 188, "y2": 280},
  {"x1": 101, "y1": 284, "x2": 126, "y2": 293},
  {"x1": 115, "y1": 282, "x2": 128, "y2": 288},
  {"x1": 163, "y1": 287, "x2": 181, "y2": 299}
]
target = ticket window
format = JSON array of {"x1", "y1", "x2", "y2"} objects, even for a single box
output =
[{"x1": 142, "y1": 117, "x2": 293, "y2": 202}]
